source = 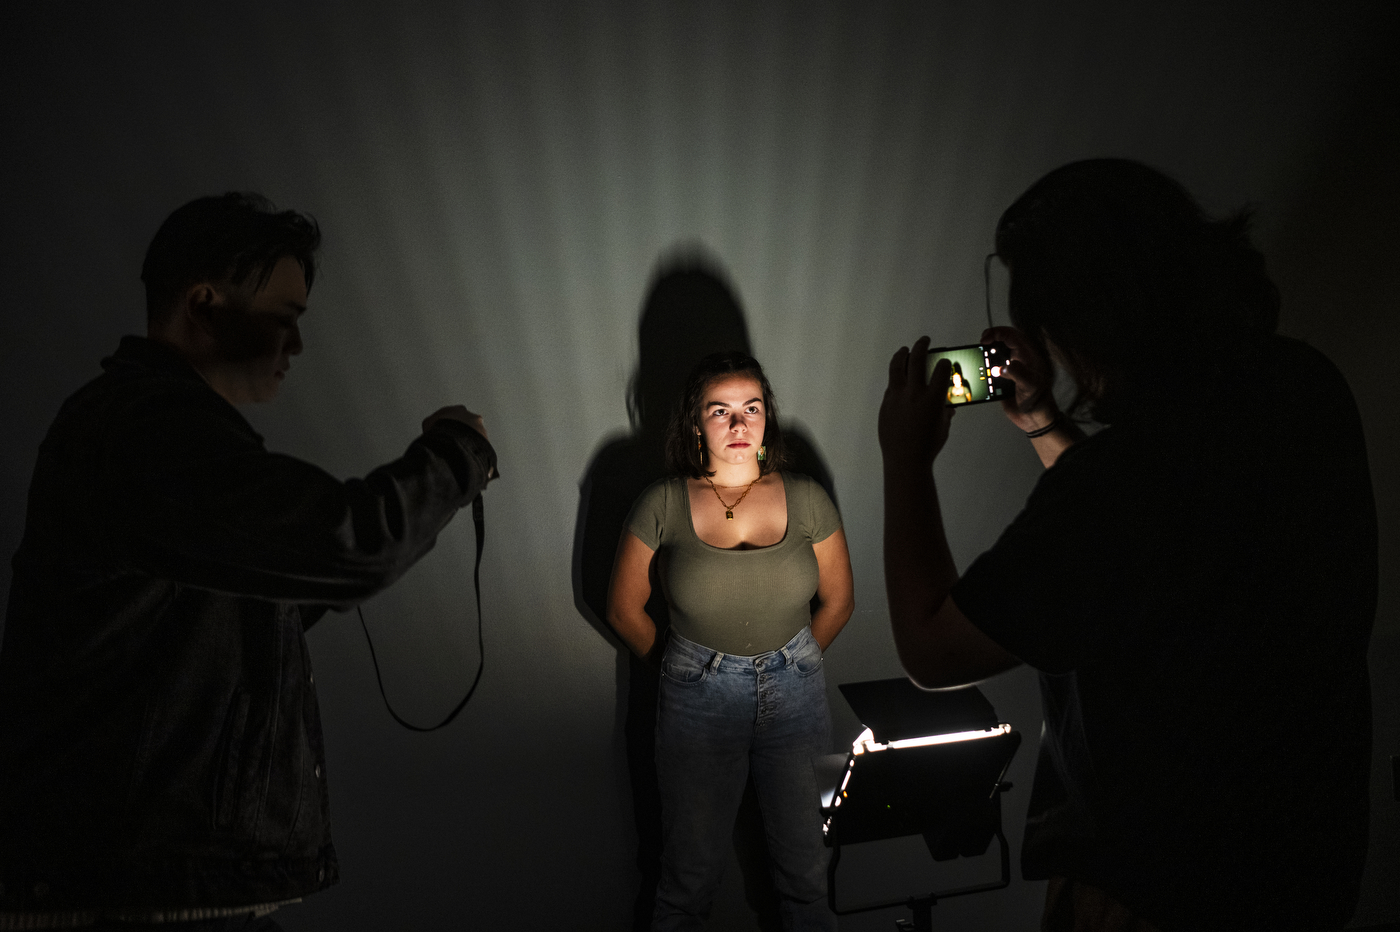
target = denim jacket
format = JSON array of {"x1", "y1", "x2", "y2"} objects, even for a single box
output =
[{"x1": 0, "y1": 336, "x2": 496, "y2": 911}]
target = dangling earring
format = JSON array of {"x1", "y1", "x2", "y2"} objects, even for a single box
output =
[{"x1": 757, "y1": 445, "x2": 767, "y2": 461}]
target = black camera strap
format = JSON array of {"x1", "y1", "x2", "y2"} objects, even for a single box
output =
[{"x1": 356, "y1": 493, "x2": 486, "y2": 731}]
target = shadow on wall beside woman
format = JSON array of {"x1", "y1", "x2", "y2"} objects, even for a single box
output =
[{"x1": 571, "y1": 249, "x2": 835, "y2": 931}]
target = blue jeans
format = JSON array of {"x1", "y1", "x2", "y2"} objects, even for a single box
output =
[{"x1": 652, "y1": 627, "x2": 836, "y2": 932}]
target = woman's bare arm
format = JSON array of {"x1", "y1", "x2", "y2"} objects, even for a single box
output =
[
  {"x1": 606, "y1": 531, "x2": 660, "y2": 661},
  {"x1": 810, "y1": 529, "x2": 855, "y2": 651}
]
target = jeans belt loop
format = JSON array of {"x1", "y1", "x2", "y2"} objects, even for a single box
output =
[{"x1": 708, "y1": 651, "x2": 724, "y2": 675}]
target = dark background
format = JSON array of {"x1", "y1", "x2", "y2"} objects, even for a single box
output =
[{"x1": 2, "y1": 2, "x2": 1396, "y2": 929}]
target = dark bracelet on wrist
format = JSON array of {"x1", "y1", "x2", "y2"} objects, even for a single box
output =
[{"x1": 1024, "y1": 414, "x2": 1062, "y2": 439}]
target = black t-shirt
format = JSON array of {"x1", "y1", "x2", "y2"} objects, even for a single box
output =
[{"x1": 953, "y1": 335, "x2": 1376, "y2": 931}]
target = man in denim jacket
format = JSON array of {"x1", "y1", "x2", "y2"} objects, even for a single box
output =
[{"x1": 0, "y1": 193, "x2": 497, "y2": 930}]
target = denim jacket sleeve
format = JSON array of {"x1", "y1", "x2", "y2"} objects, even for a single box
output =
[{"x1": 99, "y1": 379, "x2": 497, "y2": 607}]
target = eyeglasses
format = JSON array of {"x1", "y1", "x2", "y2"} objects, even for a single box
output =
[{"x1": 983, "y1": 252, "x2": 998, "y2": 330}]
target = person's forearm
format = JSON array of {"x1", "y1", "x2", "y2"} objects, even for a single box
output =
[
  {"x1": 810, "y1": 600, "x2": 854, "y2": 651},
  {"x1": 119, "y1": 414, "x2": 495, "y2": 608},
  {"x1": 1027, "y1": 417, "x2": 1085, "y2": 469},
  {"x1": 608, "y1": 609, "x2": 658, "y2": 661},
  {"x1": 880, "y1": 337, "x2": 1021, "y2": 689},
  {"x1": 883, "y1": 460, "x2": 958, "y2": 667}
]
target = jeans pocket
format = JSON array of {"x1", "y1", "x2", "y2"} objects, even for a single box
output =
[
  {"x1": 791, "y1": 631, "x2": 824, "y2": 677},
  {"x1": 661, "y1": 647, "x2": 709, "y2": 686}
]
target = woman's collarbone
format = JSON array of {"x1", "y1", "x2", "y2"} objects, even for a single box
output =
[
  {"x1": 693, "y1": 508, "x2": 787, "y2": 549},
  {"x1": 687, "y1": 475, "x2": 788, "y2": 549}
]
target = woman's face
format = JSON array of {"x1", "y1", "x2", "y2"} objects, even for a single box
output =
[{"x1": 697, "y1": 374, "x2": 767, "y2": 470}]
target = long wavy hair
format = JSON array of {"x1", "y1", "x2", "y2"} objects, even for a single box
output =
[
  {"x1": 665, "y1": 351, "x2": 790, "y2": 479},
  {"x1": 995, "y1": 159, "x2": 1279, "y2": 423}
]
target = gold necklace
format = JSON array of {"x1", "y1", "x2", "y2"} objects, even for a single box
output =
[{"x1": 704, "y1": 476, "x2": 760, "y2": 520}]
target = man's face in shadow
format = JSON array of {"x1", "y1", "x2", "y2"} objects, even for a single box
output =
[{"x1": 204, "y1": 255, "x2": 307, "y2": 404}]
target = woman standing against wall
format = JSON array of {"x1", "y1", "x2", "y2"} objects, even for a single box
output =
[{"x1": 607, "y1": 351, "x2": 854, "y2": 931}]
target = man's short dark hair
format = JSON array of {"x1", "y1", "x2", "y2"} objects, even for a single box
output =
[
  {"x1": 995, "y1": 159, "x2": 1279, "y2": 423},
  {"x1": 665, "y1": 351, "x2": 790, "y2": 479},
  {"x1": 141, "y1": 192, "x2": 321, "y2": 323}
]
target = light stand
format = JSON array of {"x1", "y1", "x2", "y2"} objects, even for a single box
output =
[{"x1": 815, "y1": 679, "x2": 1021, "y2": 930}]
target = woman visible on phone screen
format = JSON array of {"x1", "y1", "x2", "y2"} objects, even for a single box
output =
[
  {"x1": 947, "y1": 360, "x2": 975, "y2": 404},
  {"x1": 607, "y1": 351, "x2": 854, "y2": 931}
]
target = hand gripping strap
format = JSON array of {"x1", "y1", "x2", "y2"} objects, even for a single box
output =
[{"x1": 356, "y1": 494, "x2": 486, "y2": 732}]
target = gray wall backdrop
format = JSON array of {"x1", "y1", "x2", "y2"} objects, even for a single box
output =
[{"x1": 2, "y1": 2, "x2": 1396, "y2": 929}]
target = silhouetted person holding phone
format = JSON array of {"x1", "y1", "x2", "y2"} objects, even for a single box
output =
[
  {"x1": 880, "y1": 160, "x2": 1375, "y2": 931},
  {"x1": 0, "y1": 193, "x2": 496, "y2": 930}
]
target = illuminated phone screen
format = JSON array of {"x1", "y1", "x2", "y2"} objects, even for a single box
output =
[{"x1": 925, "y1": 343, "x2": 1009, "y2": 405}]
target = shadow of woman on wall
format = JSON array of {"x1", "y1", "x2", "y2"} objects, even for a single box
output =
[{"x1": 572, "y1": 249, "x2": 834, "y2": 931}]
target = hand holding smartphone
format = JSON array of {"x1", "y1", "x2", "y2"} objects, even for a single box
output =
[{"x1": 925, "y1": 341, "x2": 1012, "y2": 405}]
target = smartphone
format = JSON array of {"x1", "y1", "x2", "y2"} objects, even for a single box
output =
[{"x1": 925, "y1": 342, "x2": 1011, "y2": 406}]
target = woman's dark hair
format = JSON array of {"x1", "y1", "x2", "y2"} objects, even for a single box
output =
[
  {"x1": 141, "y1": 192, "x2": 322, "y2": 323},
  {"x1": 994, "y1": 159, "x2": 1279, "y2": 423},
  {"x1": 665, "y1": 351, "x2": 790, "y2": 479}
]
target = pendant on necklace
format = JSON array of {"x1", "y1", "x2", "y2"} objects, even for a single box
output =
[{"x1": 725, "y1": 510, "x2": 734, "y2": 520}]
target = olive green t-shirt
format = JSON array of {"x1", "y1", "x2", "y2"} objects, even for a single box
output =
[{"x1": 624, "y1": 471, "x2": 843, "y2": 655}]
